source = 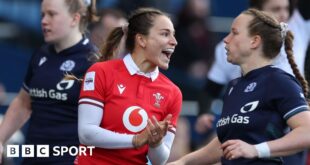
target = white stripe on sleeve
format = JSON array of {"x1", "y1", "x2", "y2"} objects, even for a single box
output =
[{"x1": 78, "y1": 98, "x2": 104, "y2": 108}]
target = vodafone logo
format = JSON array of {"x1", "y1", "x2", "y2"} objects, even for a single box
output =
[{"x1": 122, "y1": 106, "x2": 148, "y2": 132}]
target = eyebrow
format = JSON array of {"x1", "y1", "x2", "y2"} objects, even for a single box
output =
[
  {"x1": 159, "y1": 28, "x2": 175, "y2": 34},
  {"x1": 231, "y1": 27, "x2": 238, "y2": 32}
]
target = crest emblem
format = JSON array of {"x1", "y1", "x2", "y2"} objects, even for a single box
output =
[
  {"x1": 60, "y1": 60, "x2": 75, "y2": 71},
  {"x1": 244, "y1": 82, "x2": 257, "y2": 92},
  {"x1": 153, "y1": 92, "x2": 164, "y2": 108}
]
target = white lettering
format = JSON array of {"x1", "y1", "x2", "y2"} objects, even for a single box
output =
[
  {"x1": 7, "y1": 145, "x2": 19, "y2": 157},
  {"x1": 37, "y1": 145, "x2": 49, "y2": 157},
  {"x1": 53, "y1": 146, "x2": 61, "y2": 156},
  {"x1": 6, "y1": 145, "x2": 95, "y2": 157},
  {"x1": 28, "y1": 88, "x2": 68, "y2": 101},
  {"x1": 22, "y1": 145, "x2": 34, "y2": 157},
  {"x1": 48, "y1": 89, "x2": 67, "y2": 100},
  {"x1": 217, "y1": 114, "x2": 251, "y2": 128},
  {"x1": 87, "y1": 146, "x2": 95, "y2": 156},
  {"x1": 69, "y1": 146, "x2": 78, "y2": 156}
]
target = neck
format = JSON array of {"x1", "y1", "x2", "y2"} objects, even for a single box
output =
[
  {"x1": 131, "y1": 51, "x2": 157, "y2": 73},
  {"x1": 240, "y1": 53, "x2": 273, "y2": 75},
  {"x1": 54, "y1": 31, "x2": 83, "y2": 53}
]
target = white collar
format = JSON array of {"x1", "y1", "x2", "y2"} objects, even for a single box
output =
[{"x1": 123, "y1": 54, "x2": 159, "y2": 81}]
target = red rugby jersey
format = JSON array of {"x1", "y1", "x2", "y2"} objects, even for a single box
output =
[{"x1": 76, "y1": 55, "x2": 182, "y2": 165}]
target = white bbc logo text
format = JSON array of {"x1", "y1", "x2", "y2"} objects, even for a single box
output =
[
  {"x1": 37, "y1": 145, "x2": 49, "y2": 157},
  {"x1": 7, "y1": 145, "x2": 19, "y2": 157},
  {"x1": 6, "y1": 145, "x2": 94, "y2": 158}
]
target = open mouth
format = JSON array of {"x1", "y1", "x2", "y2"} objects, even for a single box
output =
[
  {"x1": 162, "y1": 48, "x2": 174, "y2": 59},
  {"x1": 225, "y1": 47, "x2": 229, "y2": 55},
  {"x1": 42, "y1": 28, "x2": 51, "y2": 35}
]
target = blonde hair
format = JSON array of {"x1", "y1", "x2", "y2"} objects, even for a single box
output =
[{"x1": 64, "y1": 0, "x2": 98, "y2": 33}]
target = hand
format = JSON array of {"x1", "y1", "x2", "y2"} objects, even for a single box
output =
[
  {"x1": 195, "y1": 114, "x2": 215, "y2": 134},
  {"x1": 147, "y1": 114, "x2": 172, "y2": 148},
  {"x1": 132, "y1": 114, "x2": 172, "y2": 148},
  {"x1": 221, "y1": 139, "x2": 258, "y2": 160},
  {"x1": 132, "y1": 129, "x2": 149, "y2": 149}
]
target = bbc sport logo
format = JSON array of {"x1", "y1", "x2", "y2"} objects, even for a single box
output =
[{"x1": 6, "y1": 145, "x2": 95, "y2": 158}]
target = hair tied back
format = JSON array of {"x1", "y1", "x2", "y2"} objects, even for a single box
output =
[{"x1": 280, "y1": 22, "x2": 288, "y2": 39}]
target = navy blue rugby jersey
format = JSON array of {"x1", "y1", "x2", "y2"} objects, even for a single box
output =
[
  {"x1": 216, "y1": 65, "x2": 309, "y2": 165},
  {"x1": 23, "y1": 37, "x2": 95, "y2": 146}
]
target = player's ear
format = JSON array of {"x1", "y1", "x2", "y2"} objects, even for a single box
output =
[
  {"x1": 71, "y1": 13, "x2": 81, "y2": 27},
  {"x1": 250, "y1": 35, "x2": 261, "y2": 49},
  {"x1": 136, "y1": 34, "x2": 147, "y2": 48}
]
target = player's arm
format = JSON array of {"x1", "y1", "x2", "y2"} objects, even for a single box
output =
[
  {"x1": 78, "y1": 104, "x2": 136, "y2": 149},
  {"x1": 265, "y1": 110, "x2": 310, "y2": 156},
  {"x1": 0, "y1": 89, "x2": 31, "y2": 143},
  {"x1": 0, "y1": 89, "x2": 31, "y2": 163},
  {"x1": 167, "y1": 137, "x2": 222, "y2": 165},
  {"x1": 78, "y1": 104, "x2": 172, "y2": 150},
  {"x1": 147, "y1": 132, "x2": 174, "y2": 165},
  {"x1": 147, "y1": 114, "x2": 174, "y2": 165},
  {"x1": 221, "y1": 111, "x2": 310, "y2": 160},
  {"x1": 264, "y1": 73, "x2": 310, "y2": 157},
  {"x1": 224, "y1": 110, "x2": 310, "y2": 159}
]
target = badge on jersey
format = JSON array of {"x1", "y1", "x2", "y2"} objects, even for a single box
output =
[
  {"x1": 244, "y1": 82, "x2": 257, "y2": 92},
  {"x1": 151, "y1": 92, "x2": 166, "y2": 108},
  {"x1": 60, "y1": 60, "x2": 75, "y2": 71},
  {"x1": 83, "y1": 71, "x2": 95, "y2": 91},
  {"x1": 117, "y1": 84, "x2": 126, "y2": 94}
]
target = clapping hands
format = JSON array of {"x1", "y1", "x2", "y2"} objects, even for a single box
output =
[{"x1": 133, "y1": 114, "x2": 173, "y2": 148}]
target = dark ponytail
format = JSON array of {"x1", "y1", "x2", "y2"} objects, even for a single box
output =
[{"x1": 99, "y1": 27, "x2": 125, "y2": 61}]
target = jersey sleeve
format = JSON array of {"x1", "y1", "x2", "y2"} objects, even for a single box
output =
[
  {"x1": 167, "y1": 87, "x2": 182, "y2": 133},
  {"x1": 79, "y1": 62, "x2": 107, "y2": 109},
  {"x1": 267, "y1": 72, "x2": 309, "y2": 120}
]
